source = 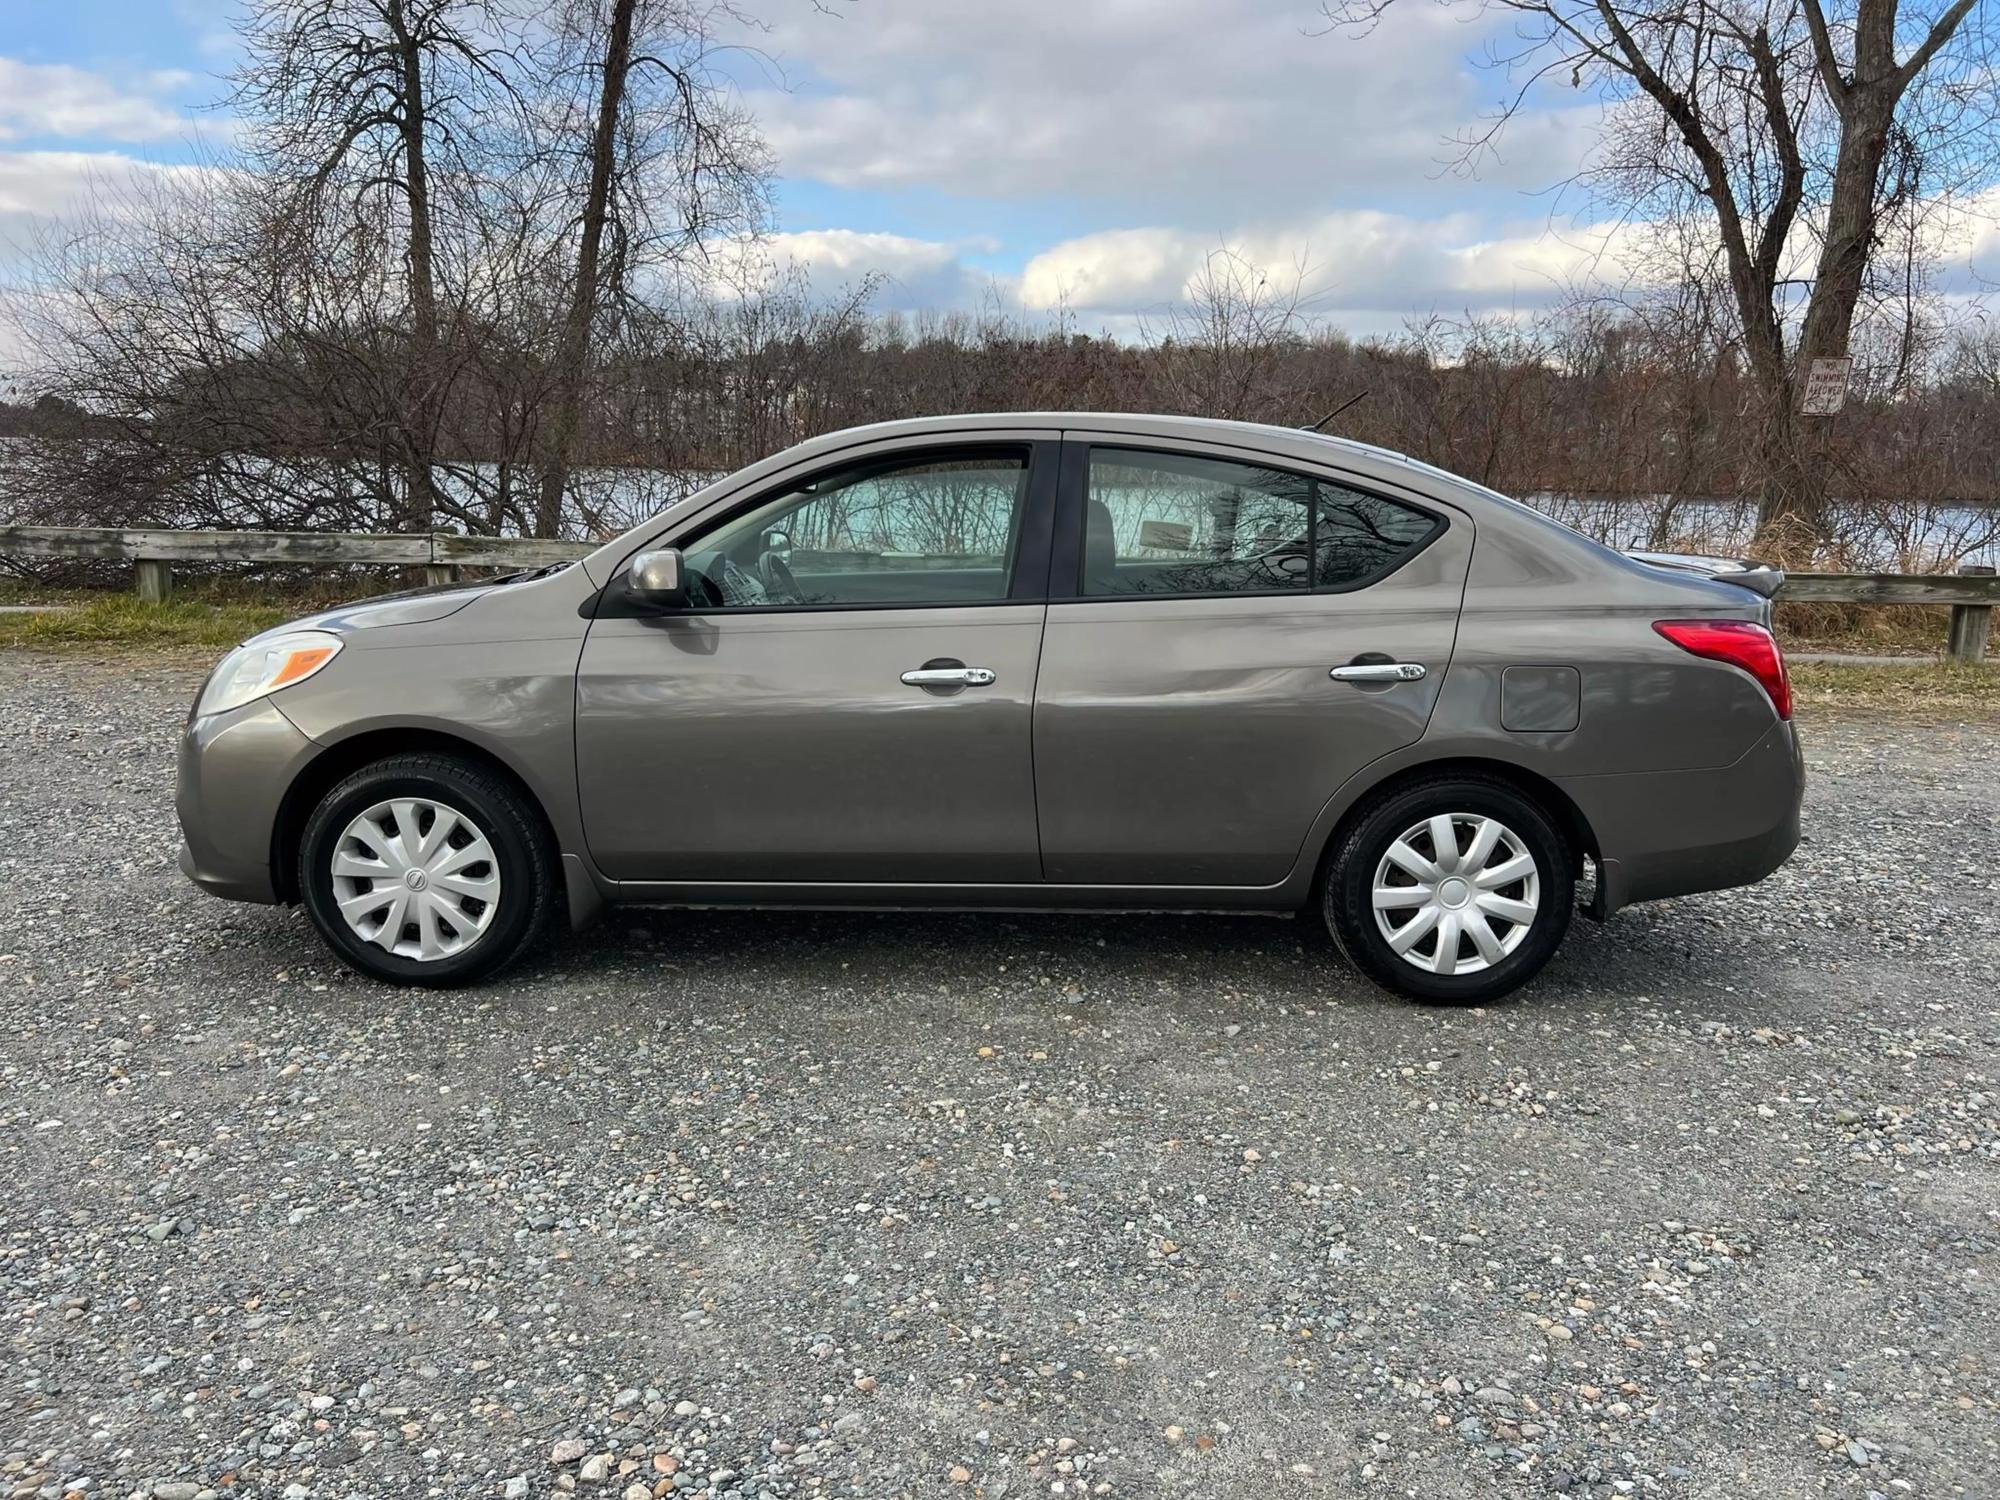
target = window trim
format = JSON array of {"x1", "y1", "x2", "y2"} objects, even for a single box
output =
[
  {"x1": 1054, "y1": 440, "x2": 1449, "y2": 604},
  {"x1": 601, "y1": 439, "x2": 1059, "y2": 618}
]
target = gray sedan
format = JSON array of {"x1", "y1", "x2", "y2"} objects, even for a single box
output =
[{"x1": 176, "y1": 414, "x2": 1803, "y2": 1002}]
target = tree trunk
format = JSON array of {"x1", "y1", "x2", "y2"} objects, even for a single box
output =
[
  {"x1": 534, "y1": 0, "x2": 637, "y2": 540},
  {"x1": 392, "y1": 0, "x2": 443, "y2": 534},
  {"x1": 1751, "y1": 388, "x2": 1810, "y2": 545},
  {"x1": 1761, "y1": 93, "x2": 1897, "y2": 541},
  {"x1": 1733, "y1": 284, "x2": 1805, "y2": 544},
  {"x1": 1760, "y1": 0, "x2": 1913, "y2": 541}
]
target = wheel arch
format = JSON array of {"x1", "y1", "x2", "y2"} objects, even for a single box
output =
[
  {"x1": 1310, "y1": 754, "x2": 1600, "y2": 889},
  {"x1": 270, "y1": 727, "x2": 563, "y2": 905}
]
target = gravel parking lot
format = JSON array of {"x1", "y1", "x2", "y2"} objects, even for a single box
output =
[{"x1": 3, "y1": 650, "x2": 1997, "y2": 1500}]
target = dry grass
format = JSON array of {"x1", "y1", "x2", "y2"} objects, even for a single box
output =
[
  {"x1": 0, "y1": 595, "x2": 289, "y2": 650},
  {"x1": 1789, "y1": 660, "x2": 2000, "y2": 716},
  {"x1": 1773, "y1": 601, "x2": 1955, "y2": 657}
]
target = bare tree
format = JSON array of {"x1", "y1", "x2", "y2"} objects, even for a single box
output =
[
  {"x1": 1141, "y1": 247, "x2": 1319, "y2": 420},
  {"x1": 231, "y1": 0, "x2": 528, "y2": 529},
  {"x1": 1321, "y1": 0, "x2": 1996, "y2": 544},
  {"x1": 530, "y1": 0, "x2": 769, "y2": 537}
]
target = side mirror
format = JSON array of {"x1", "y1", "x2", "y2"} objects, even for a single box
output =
[{"x1": 627, "y1": 548, "x2": 687, "y2": 605}]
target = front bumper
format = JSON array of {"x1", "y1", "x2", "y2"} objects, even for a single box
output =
[
  {"x1": 176, "y1": 699, "x2": 320, "y2": 904},
  {"x1": 1562, "y1": 718, "x2": 1804, "y2": 916}
]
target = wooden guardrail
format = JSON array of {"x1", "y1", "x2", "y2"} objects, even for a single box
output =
[
  {"x1": 0, "y1": 525, "x2": 596, "y2": 601},
  {"x1": 1, "y1": 525, "x2": 1994, "y2": 662}
]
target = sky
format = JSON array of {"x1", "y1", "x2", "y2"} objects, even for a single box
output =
[{"x1": 0, "y1": 0, "x2": 1988, "y2": 346}]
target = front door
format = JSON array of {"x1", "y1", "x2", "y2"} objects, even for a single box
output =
[
  {"x1": 1034, "y1": 437, "x2": 1473, "y2": 886},
  {"x1": 577, "y1": 441, "x2": 1056, "y2": 883}
]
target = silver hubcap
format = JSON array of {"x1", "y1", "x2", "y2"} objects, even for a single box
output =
[
  {"x1": 330, "y1": 798, "x2": 501, "y2": 962},
  {"x1": 1372, "y1": 813, "x2": 1541, "y2": 976}
]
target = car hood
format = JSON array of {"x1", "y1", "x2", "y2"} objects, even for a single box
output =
[{"x1": 245, "y1": 569, "x2": 560, "y2": 643}]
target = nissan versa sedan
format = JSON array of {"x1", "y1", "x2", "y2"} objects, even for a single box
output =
[{"x1": 177, "y1": 414, "x2": 1803, "y2": 1002}]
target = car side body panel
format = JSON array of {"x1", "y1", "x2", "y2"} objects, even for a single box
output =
[
  {"x1": 575, "y1": 602, "x2": 1049, "y2": 882},
  {"x1": 1033, "y1": 428, "x2": 1475, "y2": 885},
  {"x1": 1286, "y1": 502, "x2": 1801, "y2": 914},
  {"x1": 262, "y1": 571, "x2": 597, "y2": 874}
]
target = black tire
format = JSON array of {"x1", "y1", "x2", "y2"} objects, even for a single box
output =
[
  {"x1": 297, "y1": 753, "x2": 557, "y2": 988},
  {"x1": 1321, "y1": 774, "x2": 1573, "y2": 1005}
]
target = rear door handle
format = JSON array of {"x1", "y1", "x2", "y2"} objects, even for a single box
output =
[
  {"x1": 1330, "y1": 662, "x2": 1427, "y2": 683},
  {"x1": 901, "y1": 667, "x2": 997, "y2": 687}
]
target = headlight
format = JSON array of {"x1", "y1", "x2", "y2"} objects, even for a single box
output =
[{"x1": 196, "y1": 631, "x2": 344, "y2": 718}]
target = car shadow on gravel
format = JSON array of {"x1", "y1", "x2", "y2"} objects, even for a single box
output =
[
  {"x1": 207, "y1": 877, "x2": 1785, "y2": 1022},
  {"x1": 507, "y1": 896, "x2": 1765, "y2": 1014}
]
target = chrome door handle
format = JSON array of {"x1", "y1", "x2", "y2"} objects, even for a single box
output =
[
  {"x1": 1330, "y1": 662, "x2": 1427, "y2": 683},
  {"x1": 901, "y1": 667, "x2": 997, "y2": 687}
]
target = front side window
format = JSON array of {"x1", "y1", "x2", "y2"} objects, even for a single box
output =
[
  {"x1": 687, "y1": 449, "x2": 1029, "y2": 608},
  {"x1": 1083, "y1": 447, "x2": 1439, "y2": 597}
]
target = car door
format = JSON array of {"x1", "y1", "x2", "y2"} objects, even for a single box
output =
[
  {"x1": 1034, "y1": 435, "x2": 1472, "y2": 886},
  {"x1": 576, "y1": 438, "x2": 1057, "y2": 884}
]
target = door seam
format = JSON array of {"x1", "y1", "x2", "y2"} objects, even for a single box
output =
[{"x1": 1028, "y1": 600, "x2": 1051, "y2": 881}]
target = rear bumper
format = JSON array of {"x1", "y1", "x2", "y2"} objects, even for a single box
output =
[
  {"x1": 1561, "y1": 719, "x2": 1804, "y2": 916},
  {"x1": 175, "y1": 700, "x2": 319, "y2": 905}
]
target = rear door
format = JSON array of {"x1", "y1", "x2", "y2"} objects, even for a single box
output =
[
  {"x1": 576, "y1": 438, "x2": 1057, "y2": 884},
  {"x1": 1033, "y1": 435, "x2": 1472, "y2": 886}
]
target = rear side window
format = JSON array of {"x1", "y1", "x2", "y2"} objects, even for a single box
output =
[{"x1": 1083, "y1": 447, "x2": 1439, "y2": 597}]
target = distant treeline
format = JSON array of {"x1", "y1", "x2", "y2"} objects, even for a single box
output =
[{"x1": 5, "y1": 282, "x2": 1999, "y2": 568}]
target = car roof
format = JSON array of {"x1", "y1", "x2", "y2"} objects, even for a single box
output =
[
  {"x1": 789, "y1": 411, "x2": 1415, "y2": 465},
  {"x1": 750, "y1": 411, "x2": 1478, "y2": 500}
]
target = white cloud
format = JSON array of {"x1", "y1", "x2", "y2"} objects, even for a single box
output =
[
  {"x1": 731, "y1": 0, "x2": 1596, "y2": 216},
  {"x1": 1016, "y1": 210, "x2": 1642, "y2": 321},
  {"x1": 0, "y1": 150, "x2": 218, "y2": 301},
  {"x1": 701, "y1": 208, "x2": 1655, "y2": 338},
  {"x1": 0, "y1": 149, "x2": 210, "y2": 222},
  {"x1": 0, "y1": 151, "x2": 226, "y2": 372},
  {"x1": 738, "y1": 196, "x2": 2000, "y2": 338},
  {"x1": 0, "y1": 58, "x2": 189, "y2": 144},
  {"x1": 710, "y1": 228, "x2": 1010, "y2": 310}
]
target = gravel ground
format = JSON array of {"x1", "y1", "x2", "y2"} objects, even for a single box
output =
[{"x1": 3, "y1": 650, "x2": 1997, "y2": 1500}]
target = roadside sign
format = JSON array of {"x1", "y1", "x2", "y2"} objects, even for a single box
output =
[{"x1": 1800, "y1": 356, "x2": 1853, "y2": 415}]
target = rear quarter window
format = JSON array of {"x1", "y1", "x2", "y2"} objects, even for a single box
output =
[{"x1": 1314, "y1": 484, "x2": 1443, "y2": 590}]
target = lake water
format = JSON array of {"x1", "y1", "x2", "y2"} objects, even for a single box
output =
[{"x1": 1527, "y1": 492, "x2": 1999, "y2": 569}]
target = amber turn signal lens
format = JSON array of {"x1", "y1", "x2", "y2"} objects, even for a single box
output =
[{"x1": 269, "y1": 645, "x2": 337, "y2": 689}]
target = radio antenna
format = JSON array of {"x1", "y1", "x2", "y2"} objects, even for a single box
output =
[{"x1": 1304, "y1": 390, "x2": 1368, "y2": 431}]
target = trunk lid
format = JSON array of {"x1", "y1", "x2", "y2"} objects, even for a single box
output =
[{"x1": 1625, "y1": 549, "x2": 1785, "y2": 599}]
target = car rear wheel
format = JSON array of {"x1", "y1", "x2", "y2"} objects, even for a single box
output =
[
  {"x1": 298, "y1": 753, "x2": 556, "y2": 987},
  {"x1": 1322, "y1": 775, "x2": 1573, "y2": 1004}
]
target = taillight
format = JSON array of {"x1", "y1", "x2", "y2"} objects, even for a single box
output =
[{"x1": 1653, "y1": 619, "x2": 1792, "y2": 719}]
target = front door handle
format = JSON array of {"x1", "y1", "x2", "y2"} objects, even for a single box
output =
[
  {"x1": 1330, "y1": 662, "x2": 1427, "y2": 683},
  {"x1": 901, "y1": 667, "x2": 997, "y2": 687}
]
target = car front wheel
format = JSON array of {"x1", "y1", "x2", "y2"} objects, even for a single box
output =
[
  {"x1": 1323, "y1": 775, "x2": 1573, "y2": 1004},
  {"x1": 297, "y1": 753, "x2": 556, "y2": 987}
]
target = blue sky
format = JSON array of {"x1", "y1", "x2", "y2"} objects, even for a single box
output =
[
  {"x1": 13, "y1": 0, "x2": 1954, "y2": 342},
  {"x1": 1, "y1": 0, "x2": 234, "y2": 147}
]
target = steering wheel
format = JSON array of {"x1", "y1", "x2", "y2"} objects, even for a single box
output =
[{"x1": 756, "y1": 549, "x2": 803, "y2": 604}]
